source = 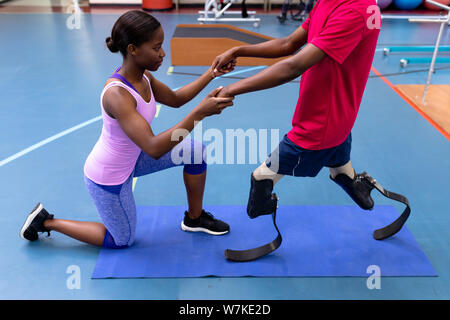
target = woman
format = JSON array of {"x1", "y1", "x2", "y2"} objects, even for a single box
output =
[{"x1": 20, "y1": 10, "x2": 234, "y2": 249}]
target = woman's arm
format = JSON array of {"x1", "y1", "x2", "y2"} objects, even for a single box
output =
[
  {"x1": 145, "y1": 66, "x2": 232, "y2": 108},
  {"x1": 103, "y1": 86, "x2": 233, "y2": 159}
]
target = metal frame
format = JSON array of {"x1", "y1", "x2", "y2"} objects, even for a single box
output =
[
  {"x1": 198, "y1": 0, "x2": 261, "y2": 27},
  {"x1": 382, "y1": 0, "x2": 450, "y2": 104},
  {"x1": 383, "y1": 45, "x2": 450, "y2": 55}
]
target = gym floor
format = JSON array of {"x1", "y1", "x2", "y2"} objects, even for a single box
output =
[{"x1": 0, "y1": 4, "x2": 449, "y2": 299}]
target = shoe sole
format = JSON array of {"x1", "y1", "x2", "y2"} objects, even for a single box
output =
[
  {"x1": 20, "y1": 203, "x2": 43, "y2": 240},
  {"x1": 181, "y1": 221, "x2": 229, "y2": 236}
]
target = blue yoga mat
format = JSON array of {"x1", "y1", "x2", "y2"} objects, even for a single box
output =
[{"x1": 92, "y1": 205, "x2": 436, "y2": 278}]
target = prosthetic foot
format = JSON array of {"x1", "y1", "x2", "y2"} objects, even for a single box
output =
[
  {"x1": 247, "y1": 173, "x2": 278, "y2": 219},
  {"x1": 332, "y1": 171, "x2": 411, "y2": 240},
  {"x1": 225, "y1": 173, "x2": 282, "y2": 262},
  {"x1": 330, "y1": 170, "x2": 375, "y2": 210}
]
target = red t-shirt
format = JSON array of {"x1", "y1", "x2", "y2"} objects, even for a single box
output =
[{"x1": 287, "y1": 0, "x2": 381, "y2": 150}]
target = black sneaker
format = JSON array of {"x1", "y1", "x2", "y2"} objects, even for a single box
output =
[
  {"x1": 20, "y1": 203, "x2": 54, "y2": 241},
  {"x1": 181, "y1": 210, "x2": 230, "y2": 235}
]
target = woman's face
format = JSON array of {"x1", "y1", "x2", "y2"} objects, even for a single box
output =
[{"x1": 133, "y1": 26, "x2": 165, "y2": 71}]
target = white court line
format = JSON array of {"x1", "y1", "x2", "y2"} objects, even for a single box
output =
[
  {"x1": 0, "y1": 116, "x2": 102, "y2": 167},
  {"x1": 0, "y1": 66, "x2": 267, "y2": 168}
]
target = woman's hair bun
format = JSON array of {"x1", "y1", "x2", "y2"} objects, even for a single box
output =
[{"x1": 106, "y1": 36, "x2": 119, "y2": 53}]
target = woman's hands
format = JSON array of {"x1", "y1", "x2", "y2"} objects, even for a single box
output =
[{"x1": 195, "y1": 87, "x2": 234, "y2": 118}]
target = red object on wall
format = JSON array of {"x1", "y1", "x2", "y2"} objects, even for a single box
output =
[
  {"x1": 142, "y1": 0, "x2": 173, "y2": 11},
  {"x1": 423, "y1": 0, "x2": 450, "y2": 10}
]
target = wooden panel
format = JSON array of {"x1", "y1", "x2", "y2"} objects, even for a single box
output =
[
  {"x1": 174, "y1": 24, "x2": 275, "y2": 40},
  {"x1": 395, "y1": 84, "x2": 450, "y2": 136},
  {"x1": 171, "y1": 38, "x2": 287, "y2": 66}
]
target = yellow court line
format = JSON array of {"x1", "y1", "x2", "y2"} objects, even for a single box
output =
[
  {"x1": 155, "y1": 104, "x2": 162, "y2": 118},
  {"x1": 132, "y1": 177, "x2": 138, "y2": 192}
]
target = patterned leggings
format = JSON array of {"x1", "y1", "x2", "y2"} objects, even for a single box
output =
[{"x1": 84, "y1": 138, "x2": 206, "y2": 248}]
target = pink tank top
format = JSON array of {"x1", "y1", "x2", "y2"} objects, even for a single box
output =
[{"x1": 84, "y1": 74, "x2": 156, "y2": 185}]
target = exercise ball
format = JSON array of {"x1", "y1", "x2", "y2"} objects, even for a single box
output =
[
  {"x1": 394, "y1": 0, "x2": 423, "y2": 9},
  {"x1": 378, "y1": 0, "x2": 393, "y2": 9},
  {"x1": 142, "y1": 0, "x2": 173, "y2": 11},
  {"x1": 423, "y1": 0, "x2": 450, "y2": 10}
]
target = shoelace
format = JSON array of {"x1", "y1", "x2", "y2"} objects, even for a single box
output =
[{"x1": 202, "y1": 210, "x2": 216, "y2": 221}]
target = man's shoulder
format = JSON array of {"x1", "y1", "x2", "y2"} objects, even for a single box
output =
[{"x1": 335, "y1": 0, "x2": 378, "y2": 16}]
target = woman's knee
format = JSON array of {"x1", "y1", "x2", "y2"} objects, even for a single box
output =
[
  {"x1": 102, "y1": 229, "x2": 134, "y2": 249},
  {"x1": 180, "y1": 139, "x2": 207, "y2": 175}
]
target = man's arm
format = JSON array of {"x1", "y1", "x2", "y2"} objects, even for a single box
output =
[
  {"x1": 234, "y1": 26, "x2": 308, "y2": 58},
  {"x1": 212, "y1": 26, "x2": 308, "y2": 76},
  {"x1": 217, "y1": 43, "x2": 325, "y2": 97}
]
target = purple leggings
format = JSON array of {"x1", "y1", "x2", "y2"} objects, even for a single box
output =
[{"x1": 84, "y1": 138, "x2": 206, "y2": 249}]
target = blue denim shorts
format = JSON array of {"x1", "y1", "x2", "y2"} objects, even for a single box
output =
[{"x1": 265, "y1": 133, "x2": 352, "y2": 177}]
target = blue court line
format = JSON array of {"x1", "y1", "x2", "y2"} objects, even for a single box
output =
[
  {"x1": 0, "y1": 66, "x2": 267, "y2": 168},
  {"x1": 214, "y1": 66, "x2": 266, "y2": 78}
]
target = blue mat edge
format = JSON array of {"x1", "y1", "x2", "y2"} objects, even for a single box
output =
[{"x1": 92, "y1": 205, "x2": 438, "y2": 279}]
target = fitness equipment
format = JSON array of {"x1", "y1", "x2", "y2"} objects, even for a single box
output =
[
  {"x1": 399, "y1": 57, "x2": 450, "y2": 67},
  {"x1": 383, "y1": 45, "x2": 450, "y2": 55},
  {"x1": 424, "y1": 0, "x2": 450, "y2": 10},
  {"x1": 399, "y1": 0, "x2": 449, "y2": 103},
  {"x1": 377, "y1": 0, "x2": 394, "y2": 10},
  {"x1": 170, "y1": 24, "x2": 287, "y2": 66},
  {"x1": 394, "y1": 0, "x2": 423, "y2": 10},
  {"x1": 382, "y1": 0, "x2": 449, "y2": 103},
  {"x1": 277, "y1": 0, "x2": 316, "y2": 23},
  {"x1": 409, "y1": 0, "x2": 449, "y2": 103},
  {"x1": 198, "y1": 0, "x2": 260, "y2": 27}
]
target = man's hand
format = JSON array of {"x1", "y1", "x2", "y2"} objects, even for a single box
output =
[
  {"x1": 214, "y1": 85, "x2": 234, "y2": 99},
  {"x1": 195, "y1": 87, "x2": 234, "y2": 117},
  {"x1": 211, "y1": 48, "x2": 238, "y2": 77},
  {"x1": 210, "y1": 60, "x2": 236, "y2": 78}
]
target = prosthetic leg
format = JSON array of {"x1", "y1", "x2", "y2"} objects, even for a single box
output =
[
  {"x1": 247, "y1": 174, "x2": 278, "y2": 218},
  {"x1": 331, "y1": 170, "x2": 374, "y2": 210},
  {"x1": 225, "y1": 169, "x2": 411, "y2": 262},
  {"x1": 225, "y1": 174, "x2": 282, "y2": 262},
  {"x1": 331, "y1": 171, "x2": 411, "y2": 240}
]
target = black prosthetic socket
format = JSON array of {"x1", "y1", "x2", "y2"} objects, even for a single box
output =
[
  {"x1": 247, "y1": 173, "x2": 278, "y2": 219},
  {"x1": 225, "y1": 173, "x2": 282, "y2": 262},
  {"x1": 331, "y1": 170, "x2": 375, "y2": 210}
]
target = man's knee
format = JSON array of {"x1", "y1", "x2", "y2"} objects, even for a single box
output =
[
  {"x1": 329, "y1": 160, "x2": 354, "y2": 179},
  {"x1": 253, "y1": 162, "x2": 284, "y2": 185}
]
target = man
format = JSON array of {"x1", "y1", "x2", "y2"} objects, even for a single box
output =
[{"x1": 212, "y1": 0, "x2": 381, "y2": 217}]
